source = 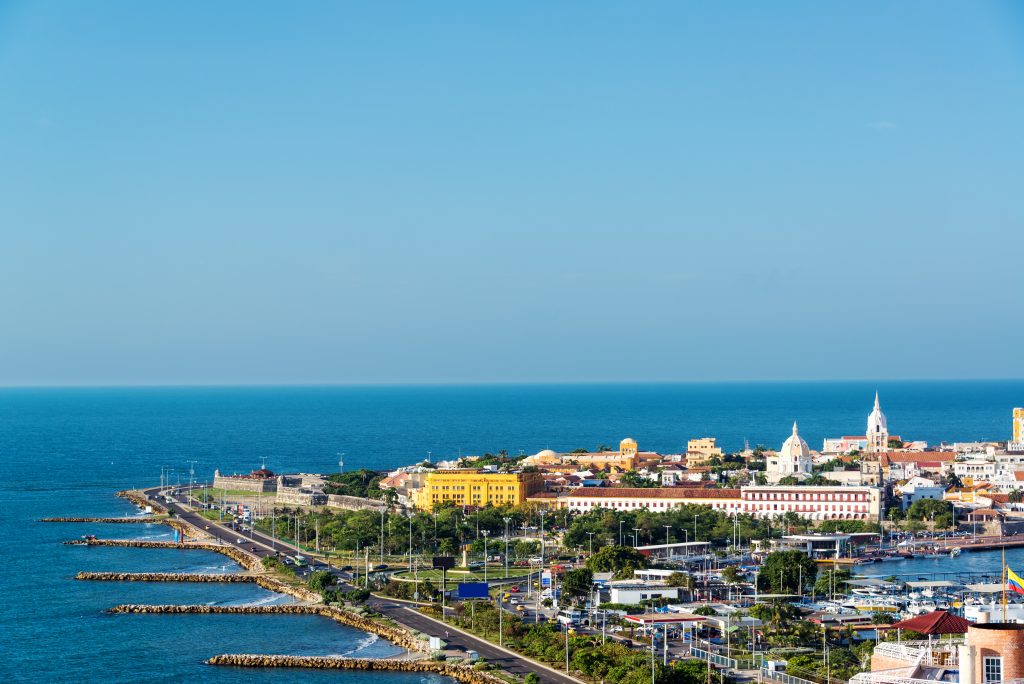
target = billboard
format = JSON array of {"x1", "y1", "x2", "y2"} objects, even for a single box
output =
[
  {"x1": 433, "y1": 556, "x2": 456, "y2": 570},
  {"x1": 458, "y1": 582, "x2": 490, "y2": 599},
  {"x1": 542, "y1": 570, "x2": 552, "y2": 587}
]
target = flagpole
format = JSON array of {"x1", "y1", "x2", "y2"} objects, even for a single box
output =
[{"x1": 1002, "y1": 543, "x2": 1007, "y2": 623}]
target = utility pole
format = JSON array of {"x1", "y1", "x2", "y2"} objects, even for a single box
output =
[
  {"x1": 187, "y1": 460, "x2": 197, "y2": 497},
  {"x1": 588, "y1": 532, "x2": 594, "y2": 557},
  {"x1": 483, "y1": 530, "x2": 490, "y2": 583},
  {"x1": 504, "y1": 517, "x2": 511, "y2": 578}
]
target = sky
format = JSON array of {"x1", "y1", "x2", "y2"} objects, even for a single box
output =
[{"x1": 1, "y1": 2, "x2": 1023, "y2": 386}]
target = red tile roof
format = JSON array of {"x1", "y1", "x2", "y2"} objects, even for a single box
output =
[
  {"x1": 889, "y1": 610, "x2": 970, "y2": 635},
  {"x1": 567, "y1": 487, "x2": 740, "y2": 500}
]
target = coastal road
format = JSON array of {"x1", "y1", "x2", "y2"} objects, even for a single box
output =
[
  {"x1": 139, "y1": 487, "x2": 583, "y2": 682},
  {"x1": 370, "y1": 599, "x2": 582, "y2": 684}
]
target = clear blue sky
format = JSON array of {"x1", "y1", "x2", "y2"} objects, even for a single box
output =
[{"x1": 2, "y1": 2, "x2": 1023, "y2": 386}]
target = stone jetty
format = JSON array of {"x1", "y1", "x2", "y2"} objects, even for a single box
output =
[
  {"x1": 117, "y1": 489, "x2": 166, "y2": 513},
  {"x1": 205, "y1": 655, "x2": 507, "y2": 684},
  {"x1": 76, "y1": 572, "x2": 257, "y2": 583},
  {"x1": 41, "y1": 517, "x2": 162, "y2": 523},
  {"x1": 110, "y1": 604, "x2": 428, "y2": 652},
  {"x1": 64, "y1": 540, "x2": 255, "y2": 567}
]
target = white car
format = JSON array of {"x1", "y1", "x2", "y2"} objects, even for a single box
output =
[{"x1": 236, "y1": 538, "x2": 244, "y2": 544}]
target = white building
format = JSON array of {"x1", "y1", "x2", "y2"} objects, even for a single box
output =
[
  {"x1": 557, "y1": 484, "x2": 882, "y2": 522},
  {"x1": 866, "y1": 392, "x2": 890, "y2": 454},
  {"x1": 766, "y1": 422, "x2": 813, "y2": 483},
  {"x1": 953, "y1": 459, "x2": 997, "y2": 481},
  {"x1": 609, "y1": 582, "x2": 680, "y2": 605},
  {"x1": 741, "y1": 485, "x2": 882, "y2": 521},
  {"x1": 897, "y1": 476, "x2": 946, "y2": 511}
]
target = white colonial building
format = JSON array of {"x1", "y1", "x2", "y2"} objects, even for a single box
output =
[
  {"x1": 866, "y1": 392, "x2": 890, "y2": 454},
  {"x1": 766, "y1": 422, "x2": 813, "y2": 483}
]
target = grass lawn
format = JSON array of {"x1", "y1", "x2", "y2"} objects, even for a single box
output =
[{"x1": 392, "y1": 567, "x2": 533, "y2": 583}]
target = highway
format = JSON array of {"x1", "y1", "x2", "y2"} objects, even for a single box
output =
[{"x1": 138, "y1": 486, "x2": 583, "y2": 683}]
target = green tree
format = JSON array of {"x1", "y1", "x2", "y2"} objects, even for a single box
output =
[
  {"x1": 307, "y1": 570, "x2": 333, "y2": 592},
  {"x1": 758, "y1": 551, "x2": 817, "y2": 593},
  {"x1": 561, "y1": 568, "x2": 594, "y2": 606},
  {"x1": 721, "y1": 565, "x2": 745, "y2": 585},
  {"x1": 586, "y1": 545, "x2": 649, "y2": 579}
]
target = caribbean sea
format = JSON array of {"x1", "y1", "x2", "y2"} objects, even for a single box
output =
[{"x1": 0, "y1": 381, "x2": 1021, "y2": 681}]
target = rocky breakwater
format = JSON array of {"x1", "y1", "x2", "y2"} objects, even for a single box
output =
[
  {"x1": 77, "y1": 572, "x2": 258, "y2": 583},
  {"x1": 109, "y1": 604, "x2": 428, "y2": 653},
  {"x1": 41, "y1": 517, "x2": 160, "y2": 523},
  {"x1": 63, "y1": 539, "x2": 256, "y2": 568},
  {"x1": 117, "y1": 490, "x2": 166, "y2": 514},
  {"x1": 205, "y1": 655, "x2": 508, "y2": 684}
]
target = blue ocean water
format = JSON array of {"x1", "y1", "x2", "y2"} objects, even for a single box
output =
[{"x1": 0, "y1": 381, "x2": 1022, "y2": 681}]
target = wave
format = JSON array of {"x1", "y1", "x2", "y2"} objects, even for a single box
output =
[{"x1": 345, "y1": 632, "x2": 380, "y2": 655}]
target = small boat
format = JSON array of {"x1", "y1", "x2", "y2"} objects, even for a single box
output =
[{"x1": 950, "y1": 548, "x2": 961, "y2": 558}]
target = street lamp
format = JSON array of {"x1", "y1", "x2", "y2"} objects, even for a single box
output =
[
  {"x1": 483, "y1": 530, "x2": 490, "y2": 583},
  {"x1": 587, "y1": 532, "x2": 595, "y2": 556},
  {"x1": 619, "y1": 520, "x2": 625, "y2": 546},
  {"x1": 503, "y1": 517, "x2": 511, "y2": 578},
  {"x1": 633, "y1": 528, "x2": 641, "y2": 548}
]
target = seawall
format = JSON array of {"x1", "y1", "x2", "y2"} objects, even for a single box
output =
[
  {"x1": 110, "y1": 604, "x2": 429, "y2": 652},
  {"x1": 206, "y1": 655, "x2": 507, "y2": 684},
  {"x1": 76, "y1": 572, "x2": 258, "y2": 583}
]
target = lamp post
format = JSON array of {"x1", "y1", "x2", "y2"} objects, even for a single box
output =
[
  {"x1": 503, "y1": 517, "x2": 511, "y2": 578},
  {"x1": 633, "y1": 528, "x2": 641, "y2": 548},
  {"x1": 664, "y1": 525, "x2": 671, "y2": 559},
  {"x1": 619, "y1": 520, "x2": 625, "y2": 546},
  {"x1": 483, "y1": 530, "x2": 490, "y2": 583},
  {"x1": 588, "y1": 532, "x2": 594, "y2": 557}
]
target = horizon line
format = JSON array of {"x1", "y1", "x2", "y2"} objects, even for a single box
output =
[{"x1": 1, "y1": 376, "x2": 1022, "y2": 390}]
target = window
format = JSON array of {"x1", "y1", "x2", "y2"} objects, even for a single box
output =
[{"x1": 983, "y1": 656, "x2": 1002, "y2": 683}]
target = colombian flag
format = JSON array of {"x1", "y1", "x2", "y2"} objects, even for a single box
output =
[{"x1": 1007, "y1": 568, "x2": 1024, "y2": 595}]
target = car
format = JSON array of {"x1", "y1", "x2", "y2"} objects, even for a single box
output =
[
  {"x1": 341, "y1": 565, "x2": 354, "y2": 571},
  {"x1": 509, "y1": 586, "x2": 520, "y2": 593},
  {"x1": 236, "y1": 538, "x2": 244, "y2": 544},
  {"x1": 509, "y1": 597, "x2": 519, "y2": 605},
  {"x1": 516, "y1": 605, "x2": 526, "y2": 612},
  {"x1": 373, "y1": 564, "x2": 388, "y2": 571},
  {"x1": 251, "y1": 547, "x2": 258, "y2": 553}
]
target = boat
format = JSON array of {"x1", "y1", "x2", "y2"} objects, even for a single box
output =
[{"x1": 950, "y1": 548, "x2": 961, "y2": 558}]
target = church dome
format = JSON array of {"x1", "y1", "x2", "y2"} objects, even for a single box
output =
[
  {"x1": 534, "y1": 449, "x2": 559, "y2": 459},
  {"x1": 867, "y1": 392, "x2": 888, "y2": 435},
  {"x1": 779, "y1": 422, "x2": 810, "y2": 460}
]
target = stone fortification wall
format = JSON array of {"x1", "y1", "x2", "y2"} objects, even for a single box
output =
[{"x1": 326, "y1": 494, "x2": 386, "y2": 511}]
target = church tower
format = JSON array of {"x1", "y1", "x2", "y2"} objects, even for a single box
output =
[{"x1": 866, "y1": 392, "x2": 889, "y2": 454}]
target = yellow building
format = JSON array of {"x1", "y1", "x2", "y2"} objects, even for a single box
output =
[
  {"x1": 520, "y1": 437, "x2": 643, "y2": 471},
  {"x1": 685, "y1": 437, "x2": 723, "y2": 465},
  {"x1": 1014, "y1": 408, "x2": 1024, "y2": 444},
  {"x1": 411, "y1": 470, "x2": 544, "y2": 511}
]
